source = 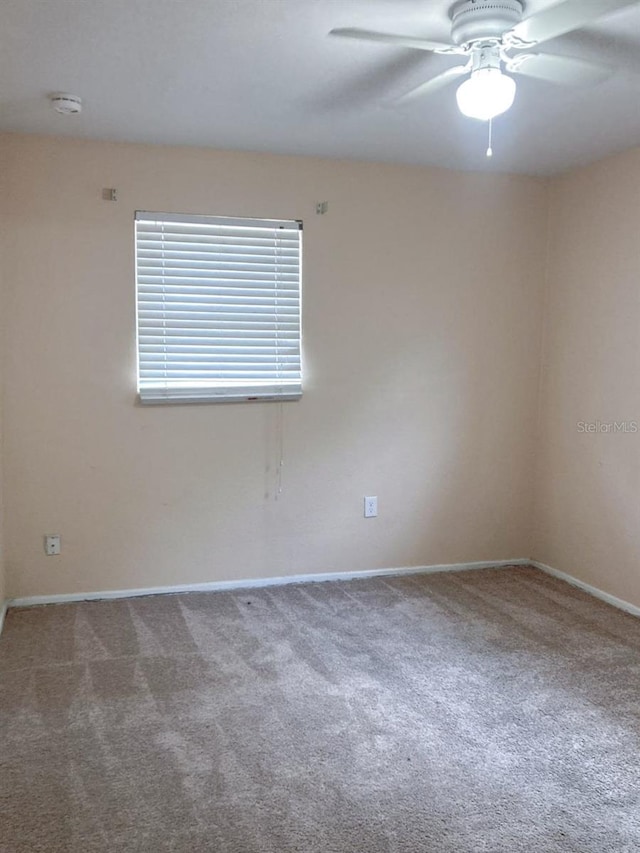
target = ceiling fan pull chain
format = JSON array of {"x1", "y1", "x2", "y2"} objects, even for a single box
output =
[{"x1": 486, "y1": 117, "x2": 494, "y2": 158}]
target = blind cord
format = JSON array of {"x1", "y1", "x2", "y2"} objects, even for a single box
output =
[{"x1": 276, "y1": 401, "x2": 284, "y2": 499}]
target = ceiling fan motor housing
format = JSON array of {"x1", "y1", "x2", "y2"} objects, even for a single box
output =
[{"x1": 450, "y1": 0, "x2": 523, "y2": 46}]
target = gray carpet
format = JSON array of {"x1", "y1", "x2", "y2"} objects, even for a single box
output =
[{"x1": 1, "y1": 566, "x2": 640, "y2": 852}]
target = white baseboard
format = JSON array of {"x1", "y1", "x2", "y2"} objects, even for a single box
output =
[
  {"x1": 6, "y1": 559, "x2": 529, "y2": 610},
  {"x1": 3, "y1": 559, "x2": 638, "y2": 631},
  {"x1": 531, "y1": 560, "x2": 640, "y2": 619}
]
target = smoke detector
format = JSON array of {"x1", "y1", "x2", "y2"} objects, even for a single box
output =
[
  {"x1": 450, "y1": 0, "x2": 523, "y2": 46},
  {"x1": 49, "y1": 93, "x2": 82, "y2": 115}
]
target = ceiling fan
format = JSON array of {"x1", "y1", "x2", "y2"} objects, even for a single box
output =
[{"x1": 329, "y1": 0, "x2": 638, "y2": 122}]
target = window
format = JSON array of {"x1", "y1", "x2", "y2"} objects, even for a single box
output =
[{"x1": 135, "y1": 212, "x2": 302, "y2": 403}]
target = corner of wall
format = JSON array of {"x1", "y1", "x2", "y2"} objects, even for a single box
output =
[
  {"x1": 0, "y1": 133, "x2": 7, "y2": 625},
  {"x1": 529, "y1": 175, "x2": 555, "y2": 563}
]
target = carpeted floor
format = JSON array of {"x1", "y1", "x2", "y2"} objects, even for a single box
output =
[{"x1": 1, "y1": 566, "x2": 640, "y2": 852}]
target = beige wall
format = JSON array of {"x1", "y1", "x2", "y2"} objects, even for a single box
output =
[
  {"x1": 533, "y1": 147, "x2": 640, "y2": 607},
  {"x1": 2, "y1": 132, "x2": 638, "y2": 610},
  {"x1": 0, "y1": 190, "x2": 4, "y2": 607},
  {"x1": 0, "y1": 133, "x2": 547, "y2": 599},
  {"x1": 0, "y1": 145, "x2": 5, "y2": 608}
]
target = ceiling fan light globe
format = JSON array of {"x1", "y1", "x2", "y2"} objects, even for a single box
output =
[{"x1": 456, "y1": 69, "x2": 516, "y2": 121}]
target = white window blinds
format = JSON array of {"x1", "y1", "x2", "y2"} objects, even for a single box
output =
[{"x1": 135, "y1": 212, "x2": 302, "y2": 404}]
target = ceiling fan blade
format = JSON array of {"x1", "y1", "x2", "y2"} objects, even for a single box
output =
[
  {"x1": 390, "y1": 64, "x2": 470, "y2": 105},
  {"x1": 505, "y1": 0, "x2": 639, "y2": 48},
  {"x1": 329, "y1": 28, "x2": 463, "y2": 55},
  {"x1": 507, "y1": 52, "x2": 613, "y2": 85}
]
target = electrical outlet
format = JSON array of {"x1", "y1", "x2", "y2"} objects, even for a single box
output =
[
  {"x1": 44, "y1": 534, "x2": 61, "y2": 556},
  {"x1": 364, "y1": 496, "x2": 378, "y2": 518}
]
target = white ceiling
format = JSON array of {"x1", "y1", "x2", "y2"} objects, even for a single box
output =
[{"x1": 2, "y1": 0, "x2": 640, "y2": 175}]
